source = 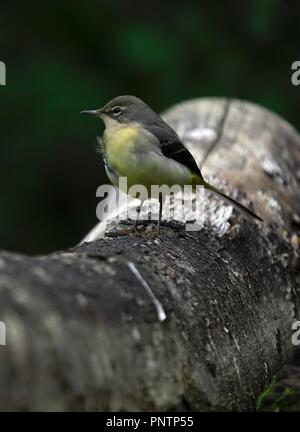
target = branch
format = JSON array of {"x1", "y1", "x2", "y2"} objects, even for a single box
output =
[{"x1": 0, "y1": 99, "x2": 299, "y2": 411}]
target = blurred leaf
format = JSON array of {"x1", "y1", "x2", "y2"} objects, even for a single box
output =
[{"x1": 119, "y1": 24, "x2": 177, "y2": 71}]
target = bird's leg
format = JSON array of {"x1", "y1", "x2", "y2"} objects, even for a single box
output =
[
  {"x1": 157, "y1": 193, "x2": 163, "y2": 236},
  {"x1": 133, "y1": 202, "x2": 142, "y2": 231}
]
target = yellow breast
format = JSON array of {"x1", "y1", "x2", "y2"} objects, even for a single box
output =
[
  {"x1": 105, "y1": 126, "x2": 140, "y2": 156},
  {"x1": 103, "y1": 122, "x2": 192, "y2": 193},
  {"x1": 104, "y1": 124, "x2": 145, "y2": 182}
]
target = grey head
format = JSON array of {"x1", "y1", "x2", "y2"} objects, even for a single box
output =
[
  {"x1": 105, "y1": 95, "x2": 163, "y2": 125},
  {"x1": 81, "y1": 95, "x2": 161, "y2": 125},
  {"x1": 81, "y1": 95, "x2": 180, "y2": 142}
]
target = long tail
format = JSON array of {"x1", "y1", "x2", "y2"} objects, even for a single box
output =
[{"x1": 203, "y1": 181, "x2": 263, "y2": 222}]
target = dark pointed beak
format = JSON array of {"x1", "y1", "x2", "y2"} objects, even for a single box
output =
[{"x1": 80, "y1": 108, "x2": 103, "y2": 116}]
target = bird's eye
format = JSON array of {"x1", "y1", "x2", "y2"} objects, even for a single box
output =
[{"x1": 112, "y1": 106, "x2": 121, "y2": 115}]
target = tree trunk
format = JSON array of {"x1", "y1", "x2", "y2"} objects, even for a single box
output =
[{"x1": 0, "y1": 98, "x2": 299, "y2": 411}]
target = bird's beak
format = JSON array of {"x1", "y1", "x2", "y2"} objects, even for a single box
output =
[{"x1": 80, "y1": 108, "x2": 103, "y2": 116}]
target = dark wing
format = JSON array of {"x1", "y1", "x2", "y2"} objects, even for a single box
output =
[{"x1": 145, "y1": 122, "x2": 203, "y2": 177}]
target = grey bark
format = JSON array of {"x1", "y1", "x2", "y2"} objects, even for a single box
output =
[{"x1": 0, "y1": 99, "x2": 299, "y2": 411}]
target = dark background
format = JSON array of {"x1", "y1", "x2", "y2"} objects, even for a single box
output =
[{"x1": 0, "y1": 0, "x2": 299, "y2": 254}]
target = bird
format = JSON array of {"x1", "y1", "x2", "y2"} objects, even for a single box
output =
[{"x1": 81, "y1": 95, "x2": 263, "y2": 236}]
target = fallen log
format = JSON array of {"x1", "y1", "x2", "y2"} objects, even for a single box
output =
[{"x1": 0, "y1": 98, "x2": 299, "y2": 411}]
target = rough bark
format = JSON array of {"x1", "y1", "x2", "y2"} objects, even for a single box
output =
[{"x1": 0, "y1": 98, "x2": 299, "y2": 411}]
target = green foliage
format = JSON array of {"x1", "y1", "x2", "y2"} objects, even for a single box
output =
[
  {"x1": 271, "y1": 387, "x2": 295, "y2": 412},
  {"x1": 119, "y1": 25, "x2": 177, "y2": 72},
  {"x1": 256, "y1": 376, "x2": 296, "y2": 412}
]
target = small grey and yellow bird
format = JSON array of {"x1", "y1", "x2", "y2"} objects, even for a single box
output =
[{"x1": 81, "y1": 95, "x2": 263, "y2": 234}]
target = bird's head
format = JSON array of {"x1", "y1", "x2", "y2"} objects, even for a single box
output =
[{"x1": 81, "y1": 95, "x2": 158, "y2": 128}]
